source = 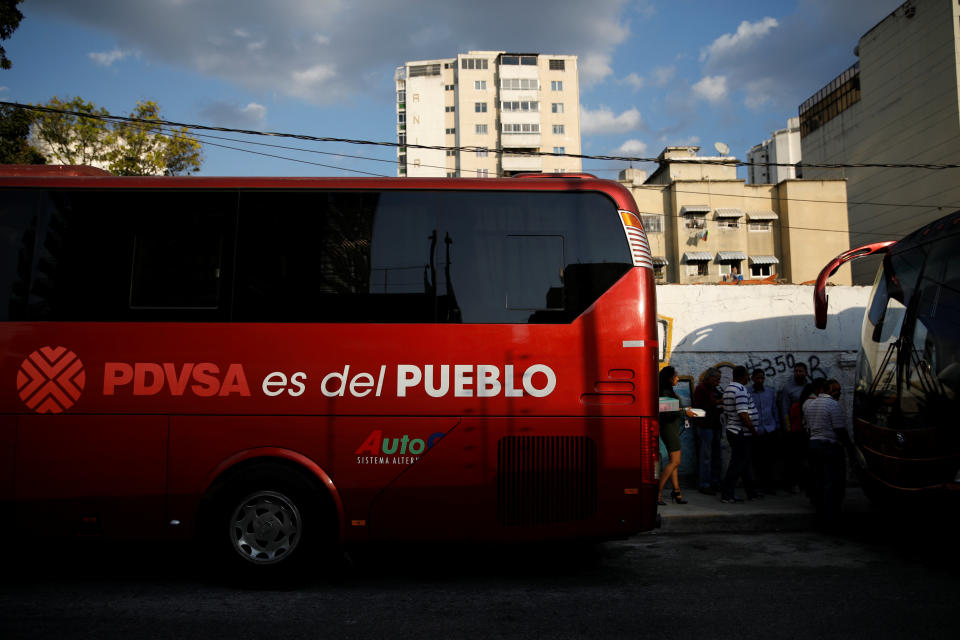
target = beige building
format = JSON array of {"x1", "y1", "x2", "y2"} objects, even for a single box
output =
[
  {"x1": 395, "y1": 51, "x2": 581, "y2": 177},
  {"x1": 619, "y1": 147, "x2": 851, "y2": 285},
  {"x1": 799, "y1": 0, "x2": 960, "y2": 283}
]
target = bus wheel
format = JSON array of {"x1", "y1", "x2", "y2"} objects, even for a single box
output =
[{"x1": 210, "y1": 465, "x2": 332, "y2": 583}]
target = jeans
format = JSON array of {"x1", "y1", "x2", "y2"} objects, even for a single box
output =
[
  {"x1": 722, "y1": 430, "x2": 757, "y2": 499},
  {"x1": 697, "y1": 427, "x2": 722, "y2": 488}
]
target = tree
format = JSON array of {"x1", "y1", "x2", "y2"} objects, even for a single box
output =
[
  {"x1": 0, "y1": 0, "x2": 23, "y2": 70},
  {"x1": 0, "y1": 103, "x2": 45, "y2": 164},
  {"x1": 31, "y1": 97, "x2": 203, "y2": 175},
  {"x1": 108, "y1": 101, "x2": 203, "y2": 176}
]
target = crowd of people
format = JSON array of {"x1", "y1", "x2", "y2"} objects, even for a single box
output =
[{"x1": 658, "y1": 362, "x2": 851, "y2": 524}]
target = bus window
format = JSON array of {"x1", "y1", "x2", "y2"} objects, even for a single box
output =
[{"x1": 0, "y1": 190, "x2": 38, "y2": 321}]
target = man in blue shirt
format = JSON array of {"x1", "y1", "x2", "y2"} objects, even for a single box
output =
[{"x1": 750, "y1": 369, "x2": 781, "y2": 494}]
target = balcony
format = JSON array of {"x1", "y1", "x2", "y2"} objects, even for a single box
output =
[
  {"x1": 502, "y1": 153, "x2": 542, "y2": 173},
  {"x1": 501, "y1": 133, "x2": 542, "y2": 148}
]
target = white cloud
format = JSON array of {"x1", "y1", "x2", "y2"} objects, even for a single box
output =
[
  {"x1": 700, "y1": 17, "x2": 778, "y2": 62},
  {"x1": 199, "y1": 101, "x2": 268, "y2": 128},
  {"x1": 581, "y1": 106, "x2": 643, "y2": 135},
  {"x1": 580, "y1": 52, "x2": 614, "y2": 86},
  {"x1": 621, "y1": 72, "x2": 644, "y2": 91},
  {"x1": 651, "y1": 66, "x2": 675, "y2": 87},
  {"x1": 692, "y1": 75, "x2": 728, "y2": 103},
  {"x1": 88, "y1": 48, "x2": 134, "y2": 66},
  {"x1": 37, "y1": 0, "x2": 633, "y2": 105},
  {"x1": 614, "y1": 139, "x2": 648, "y2": 155}
]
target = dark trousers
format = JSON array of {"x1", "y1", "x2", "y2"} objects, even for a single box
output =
[
  {"x1": 722, "y1": 430, "x2": 757, "y2": 499},
  {"x1": 753, "y1": 431, "x2": 780, "y2": 492},
  {"x1": 782, "y1": 430, "x2": 809, "y2": 490},
  {"x1": 808, "y1": 439, "x2": 846, "y2": 523}
]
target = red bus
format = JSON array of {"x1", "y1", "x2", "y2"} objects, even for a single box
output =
[
  {"x1": 815, "y1": 210, "x2": 960, "y2": 501},
  {"x1": 0, "y1": 167, "x2": 660, "y2": 578}
]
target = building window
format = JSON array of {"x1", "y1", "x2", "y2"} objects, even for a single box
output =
[
  {"x1": 654, "y1": 264, "x2": 666, "y2": 283},
  {"x1": 445, "y1": 128, "x2": 456, "y2": 134},
  {"x1": 476, "y1": 147, "x2": 488, "y2": 158},
  {"x1": 475, "y1": 80, "x2": 487, "y2": 90},
  {"x1": 749, "y1": 221, "x2": 772, "y2": 232},
  {"x1": 444, "y1": 62, "x2": 453, "y2": 69},
  {"x1": 476, "y1": 124, "x2": 488, "y2": 135},
  {"x1": 553, "y1": 124, "x2": 565, "y2": 135},
  {"x1": 397, "y1": 113, "x2": 405, "y2": 124},
  {"x1": 686, "y1": 263, "x2": 709, "y2": 277},
  {"x1": 477, "y1": 168, "x2": 489, "y2": 178},
  {"x1": 397, "y1": 90, "x2": 405, "y2": 103},
  {"x1": 551, "y1": 80, "x2": 563, "y2": 91},
  {"x1": 553, "y1": 146, "x2": 565, "y2": 155},
  {"x1": 503, "y1": 123, "x2": 540, "y2": 134},
  {"x1": 549, "y1": 59, "x2": 565, "y2": 71},
  {"x1": 501, "y1": 101, "x2": 539, "y2": 112},
  {"x1": 640, "y1": 214, "x2": 663, "y2": 233},
  {"x1": 446, "y1": 150, "x2": 456, "y2": 157},
  {"x1": 684, "y1": 215, "x2": 706, "y2": 229},
  {"x1": 718, "y1": 219, "x2": 740, "y2": 230},
  {"x1": 750, "y1": 264, "x2": 773, "y2": 278},
  {"x1": 409, "y1": 64, "x2": 441, "y2": 77},
  {"x1": 500, "y1": 78, "x2": 539, "y2": 90},
  {"x1": 446, "y1": 172, "x2": 457, "y2": 177},
  {"x1": 445, "y1": 105, "x2": 455, "y2": 112},
  {"x1": 719, "y1": 262, "x2": 744, "y2": 280},
  {"x1": 398, "y1": 133, "x2": 406, "y2": 146},
  {"x1": 445, "y1": 84, "x2": 455, "y2": 91},
  {"x1": 461, "y1": 58, "x2": 488, "y2": 70},
  {"x1": 500, "y1": 55, "x2": 537, "y2": 66},
  {"x1": 475, "y1": 102, "x2": 487, "y2": 113},
  {"x1": 551, "y1": 103, "x2": 564, "y2": 113}
]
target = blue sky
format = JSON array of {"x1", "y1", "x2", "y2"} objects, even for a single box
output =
[{"x1": 1, "y1": 0, "x2": 904, "y2": 178}]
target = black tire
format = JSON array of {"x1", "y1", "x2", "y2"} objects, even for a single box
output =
[{"x1": 206, "y1": 463, "x2": 336, "y2": 585}]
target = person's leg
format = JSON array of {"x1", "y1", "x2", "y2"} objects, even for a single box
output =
[
  {"x1": 658, "y1": 450, "x2": 681, "y2": 500},
  {"x1": 710, "y1": 428, "x2": 723, "y2": 489},
  {"x1": 697, "y1": 427, "x2": 714, "y2": 490},
  {"x1": 742, "y1": 435, "x2": 759, "y2": 498},
  {"x1": 722, "y1": 431, "x2": 744, "y2": 500}
]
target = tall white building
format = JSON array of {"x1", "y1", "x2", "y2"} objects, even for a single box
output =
[
  {"x1": 799, "y1": 0, "x2": 960, "y2": 283},
  {"x1": 395, "y1": 51, "x2": 582, "y2": 177},
  {"x1": 746, "y1": 117, "x2": 801, "y2": 184}
]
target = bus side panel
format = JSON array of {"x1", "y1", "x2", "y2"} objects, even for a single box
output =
[
  {"x1": 15, "y1": 414, "x2": 168, "y2": 537},
  {"x1": 0, "y1": 415, "x2": 14, "y2": 502},
  {"x1": 166, "y1": 415, "x2": 459, "y2": 538},
  {"x1": 368, "y1": 417, "x2": 648, "y2": 542}
]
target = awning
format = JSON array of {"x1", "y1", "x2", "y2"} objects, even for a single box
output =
[
  {"x1": 750, "y1": 255, "x2": 780, "y2": 265},
  {"x1": 680, "y1": 205, "x2": 710, "y2": 215},
  {"x1": 714, "y1": 208, "x2": 744, "y2": 219},
  {"x1": 747, "y1": 210, "x2": 779, "y2": 220},
  {"x1": 718, "y1": 251, "x2": 747, "y2": 261},
  {"x1": 683, "y1": 251, "x2": 713, "y2": 262},
  {"x1": 653, "y1": 256, "x2": 669, "y2": 266}
]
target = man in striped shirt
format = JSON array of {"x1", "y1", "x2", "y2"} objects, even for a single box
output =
[
  {"x1": 721, "y1": 366, "x2": 760, "y2": 503},
  {"x1": 805, "y1": 379, "x2": 849, "y2": 526}
]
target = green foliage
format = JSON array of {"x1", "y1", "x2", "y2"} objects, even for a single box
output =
[
  {"x1": 0, "y1": 103, "x2": 45, "y2": 164},
  {"x1": 0, "y1": 0, "x2": 24, "y2": 70},
  {"x1": 31, "y1": 97, "x2": 203, "y2": 175}
]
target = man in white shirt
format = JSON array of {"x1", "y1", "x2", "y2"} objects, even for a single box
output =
[
  {"x1": 804, "y1": 379, "x2": 848, "y2": 527},
  {"x1": 720, "y1": 366, "x2": 760, "y2": 503}
]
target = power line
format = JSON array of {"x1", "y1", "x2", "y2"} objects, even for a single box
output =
[{"x1": 8, "y1": 100, "x2": 960, "y2": 171}]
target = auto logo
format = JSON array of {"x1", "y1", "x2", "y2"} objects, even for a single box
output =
[
  {"x1": 895, "y1": 432, "x2": 906, "y2": 447},
  {"x1": 17, "y1": 346, "x2": 86, "y2": 414}
]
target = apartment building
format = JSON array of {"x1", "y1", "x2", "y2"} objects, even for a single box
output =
[
  {"x1": 799, "y1": 0, "x2": 960, "y2": 283},
  {"x1": 619, "y1": 147, "x2": 851, "y2": 285},
  {"x1": 395, "y1": 51, "x2": 581, "y2": 177},
  {"x1": 746, "y1": 117, "x2": 801, "y2": 184}
]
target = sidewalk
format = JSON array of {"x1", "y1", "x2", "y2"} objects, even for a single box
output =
[{"x1": 655, "y1": 487, "x2": 873, "y2": 533}]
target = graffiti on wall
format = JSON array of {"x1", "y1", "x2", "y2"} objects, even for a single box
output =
[{"x1": 741, "y1": 353, "x2": 829, "y2": 381}]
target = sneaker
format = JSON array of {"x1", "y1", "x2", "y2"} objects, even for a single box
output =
[{"x1": 720, "y1": 496, "x2": 744, "y2": 504}]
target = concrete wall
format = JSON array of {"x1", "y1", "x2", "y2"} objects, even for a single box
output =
[{"x1": 657, "y1": 284, "x2": 871, "y2": 416}]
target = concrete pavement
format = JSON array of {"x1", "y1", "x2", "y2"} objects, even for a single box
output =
[{"x1": 655, "y1": 485, "x2": 873, "y2": 533}]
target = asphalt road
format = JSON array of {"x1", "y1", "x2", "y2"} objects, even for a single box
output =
[{"x1": 2, "y1": 510, "x2": 959, "y2": 639}]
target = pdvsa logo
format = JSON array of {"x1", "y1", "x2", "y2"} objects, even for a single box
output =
[{"x1": 17, "y1": 346, "x2": 86, "y2": 414}]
